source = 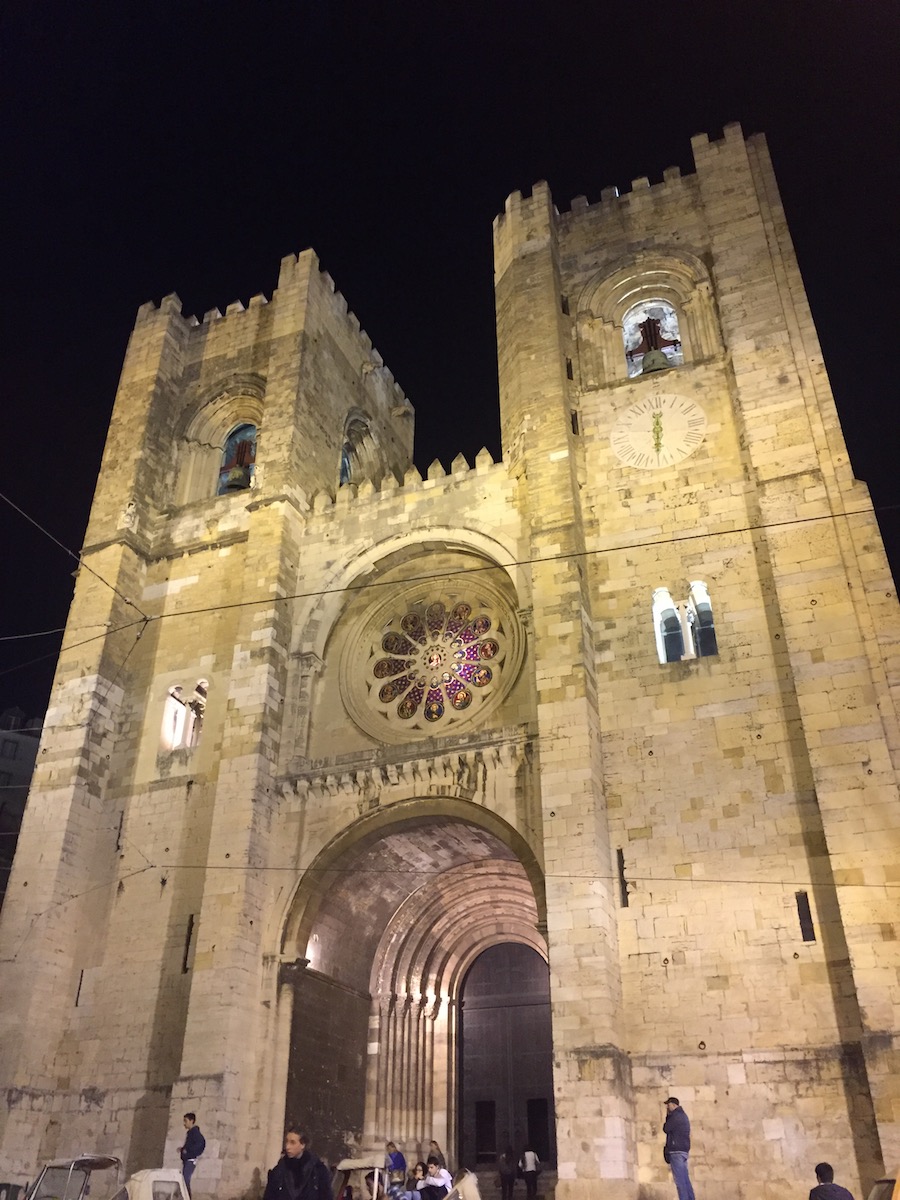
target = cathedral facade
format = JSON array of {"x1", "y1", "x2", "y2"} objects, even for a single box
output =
[{"x1": 1, "y1": 124, "x2": 898, "y2": 1200}]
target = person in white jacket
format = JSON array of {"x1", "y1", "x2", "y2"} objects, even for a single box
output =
[
  {"x1": 518, "y1": 1147, "x2": 540, "y2": 1200},
  {"x1": 417, "y1": 1158, "x2": 452, "y2": 1199}
]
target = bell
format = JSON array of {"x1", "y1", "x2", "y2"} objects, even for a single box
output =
[
  {"x1": 222, "y1": 465, "x2": 251, "y2": 492},
  {"x1": 641, "y1": 349, "x2": 671, "y2": 374}
]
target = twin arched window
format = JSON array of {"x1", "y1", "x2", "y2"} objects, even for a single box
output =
[
  {"x1": 217, "y1": 423, "x2": 257, "y2": 495},
  {"x1": 161, "y1": 680, "x2": 208, "y2": 751},
  {"x1": 652, "y1": 582, "x2": 718, "y2": 664}
]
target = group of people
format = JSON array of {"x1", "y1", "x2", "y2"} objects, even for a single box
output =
[
  {"x1": 496, "y1": 1145, "x2": 540, "y2": 1200},
  {"x1": 378, "y1": 1140, "x2": 478, "y2": 1200},
  {"x1": 179, "y1": 1104, "x2": 861, "y2": 1200}
]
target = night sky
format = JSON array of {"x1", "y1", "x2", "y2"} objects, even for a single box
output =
[{"x1": 2, "y1": 2, "x2": 898, "y2": 718}]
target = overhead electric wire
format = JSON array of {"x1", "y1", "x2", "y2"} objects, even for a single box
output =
[
  {"x1": 0, "y1": 487, "x2": 148, "y2": 620},
  {"x1": 0, "y1": 619, "x2": 147, "y2": 680},
  {"x1": 0, "y1": 627, "x2": 67, "y2": 642},
  {"x1": 1, "y1": 499, "x2": 897, "y2": 688}
]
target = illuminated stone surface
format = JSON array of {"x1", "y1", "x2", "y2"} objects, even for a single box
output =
[{"x1": 0, "y1": 125, "x2": 897, "y2": 1200}]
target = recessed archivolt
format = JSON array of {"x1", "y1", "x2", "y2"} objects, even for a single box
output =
[
  {"x1": 372, "y1": 860, "x2": 543, "y2": 1000},
  {"x1": 278, "y1": 799, "x2": 546, "y2": 987},
  {"x1": 575, "y1": 250, "x2": 723, "y2": 385},
  {"x1": 290, "y1": 526, "x2": 527, "y2": 664},
  {"x1": 580, "y1": 249, "x2": 710, "y2": 323},
  {"x1": 175, "y1": 376, "x2": 267, "y2": 504},
  {"x1": 179, "y1": 375, "x2": 267, "y2": 446}
]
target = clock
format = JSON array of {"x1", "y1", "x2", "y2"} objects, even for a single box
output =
[{"x1": 610, "y1": 393, "x2": 707, "y2": 469}]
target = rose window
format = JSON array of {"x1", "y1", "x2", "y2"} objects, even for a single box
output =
[{"x1": 371, "y1": 601, "x2": 506, "y2": 725}]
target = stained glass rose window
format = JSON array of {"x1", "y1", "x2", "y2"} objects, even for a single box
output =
[{"x1": 369, "y1": 600, "x2": 507, "y2": 727}]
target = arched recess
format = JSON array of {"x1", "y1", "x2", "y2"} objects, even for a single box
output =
[
  {"x1": 174, "y1": 375, "x2": 266, "y2": 504},
  {"x1": 339, "y1": 408, "x2": 382, "y2": 486},
  {"x1": 275, "y1": 799, "x2": 546, "y2": 1168},
  {"x1": 575, "y1": 250, "x2": 723, "y2": 387},
  {"x1": 280, "y1": 530, "x2": 531, "y2": 768}
]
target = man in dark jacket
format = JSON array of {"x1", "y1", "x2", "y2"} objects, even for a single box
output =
[
  {"x1": 263, "y1": 1129, "x2": 332, "y2": 1200},
  {"x1": 809, "y1": 1162, "x2": 855, "y2": 1200},
  {"x1": 179, "y1": 1112, "x2": 206, "y2": 1197},
  {"x1": 663, "y1": 1097, "x2": 695, "y2": 1200}
]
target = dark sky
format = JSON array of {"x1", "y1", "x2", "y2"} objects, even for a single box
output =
[{"x1": 2, "y1": 1, "x2": 898, "y2": 717}]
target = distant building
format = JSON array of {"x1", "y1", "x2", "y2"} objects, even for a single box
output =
[
  {"x1": 0, "y1": 708, "x2": 41, "y2": 911},
  {"x1": 0, "y1": 125, "x2": 898, "y2": 1200}
]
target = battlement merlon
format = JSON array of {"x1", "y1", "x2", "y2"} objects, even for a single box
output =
[
  {"x1": 493, "y1": 124, "x2": 763, "y2": 265},
  {"x1": 132, "y1": 251, "x2": 413, "y2": 424},
  {"x1": 492, "y1": 180, "x2": 559, "y2": 282}
]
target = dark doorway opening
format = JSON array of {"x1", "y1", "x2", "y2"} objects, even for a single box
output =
[
  {"x1": 475, "y1": 1101, "x2": 497, "y2": 1164},
  {"x1": 458, "y1": 943, "x2": 556, "y2": 1168},
  {"x1": 526, "y1": 1098, "x2": 550, "y2": 1165}
]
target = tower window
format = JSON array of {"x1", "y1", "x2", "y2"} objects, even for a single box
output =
[
  {"x1": 623, "y1": 300, "x2": 684, "y2": 377},
  {"x1": 795, "y1": 891, "x2": 816, "y2": 942},
  {"x1": 217, "y1": 423, "x2": 257, "y2": 495},
  {"x1": 652, "y1": 582, "x2": 718, "y2": 664},
  {"x1": 339, "y1": 416, "x2": 375, "y2": 486},
  {"x1": 160, "y1": 680, "x2": 208, "y2": 751}
]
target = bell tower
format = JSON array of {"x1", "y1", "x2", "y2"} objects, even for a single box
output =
[
  {"x1": 494, "y1": 122, "x2": 900, "y2": 1194},
  {"x1": 0, "y1": 249, "x2": 414, "y2": 1178}
]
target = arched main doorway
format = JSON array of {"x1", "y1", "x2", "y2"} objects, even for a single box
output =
[
  {"x1": 459, "y1": 944, "x2": 556, "y2": 1168},
  {"x1": 279, "y1": 803, "x2": 547, "y2": 1167}
]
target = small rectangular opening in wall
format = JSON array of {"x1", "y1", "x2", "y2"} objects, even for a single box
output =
[
  {"x1": 617, "y1": 848, "x2": 629, "y2": 908},
  {"x1": 560, "y1": 295, "x2": 569, "y2": 315},
  {"x1": 796, "y1": 891, "x2": 816, "y2": 942},
  {"x1": 115, "y1": 811, "x2": 124, "y2": 853},
  {"x1": 565, "y1": 358, "x2": 574, "y2": 380},
  {"x1": 75, "y1": 968, "x2": 84, "y2": 1007},
  {"x1": 182, "y1": 914, "x2": 196, "y2": 973},
  {"x1": 570, "y1": 410, "x2": 580, "y2": 435}
]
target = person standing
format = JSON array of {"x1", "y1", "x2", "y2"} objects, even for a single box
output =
[
  {"x1": 497, "y1": 1146, "x2": 517, "y2": 1200},
  {"x1": 179, "y1": 1112, "x2": 206, "y2": 1197},
  {"x1": 263, "y1": 1128, "x2": 332, "y2": 1200},
  {"x1": 809, "y1": 1163, "x2": 855, "y2": 1200},
  {"x1": 518, "y1": 1146, "x2": 540, "y2": 1200},
  {"x1": 662, "y1": 1097, "x2": 695, "y2": 1200}
]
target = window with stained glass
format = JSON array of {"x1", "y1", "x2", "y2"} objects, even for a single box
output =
[{"x1": 370, "y1": 600, "x2": 506, "y2": 727}]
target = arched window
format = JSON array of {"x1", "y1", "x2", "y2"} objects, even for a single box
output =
[
  {"x1": 687, "y1": 580, "x2": 718, "y2": 657},
  {"x1": 339, "y1": 443, "x2": 353, "y2": 485},
  {"x1": 652, "y1": 583, "x2": 718, "y2": 664},
  {"x1": 160, "y1": 680, "x2": 208, "y2": 750},
  {"x1": 652, "y1": 588, "x2": 684, "y2": 663},
  {"x1": 622, "y1": 300, "x2": 684, "y2": 377},
  {"x1": 338, "y1": 416, "x2": 375, "y2": 486},
  {"x1": 217, "y1": 424, "x2": 257, "y2": 495}
]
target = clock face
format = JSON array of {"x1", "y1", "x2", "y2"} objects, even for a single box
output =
[{"x1": 610, "y1": 393, "x2": 707, "y2": 469}]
